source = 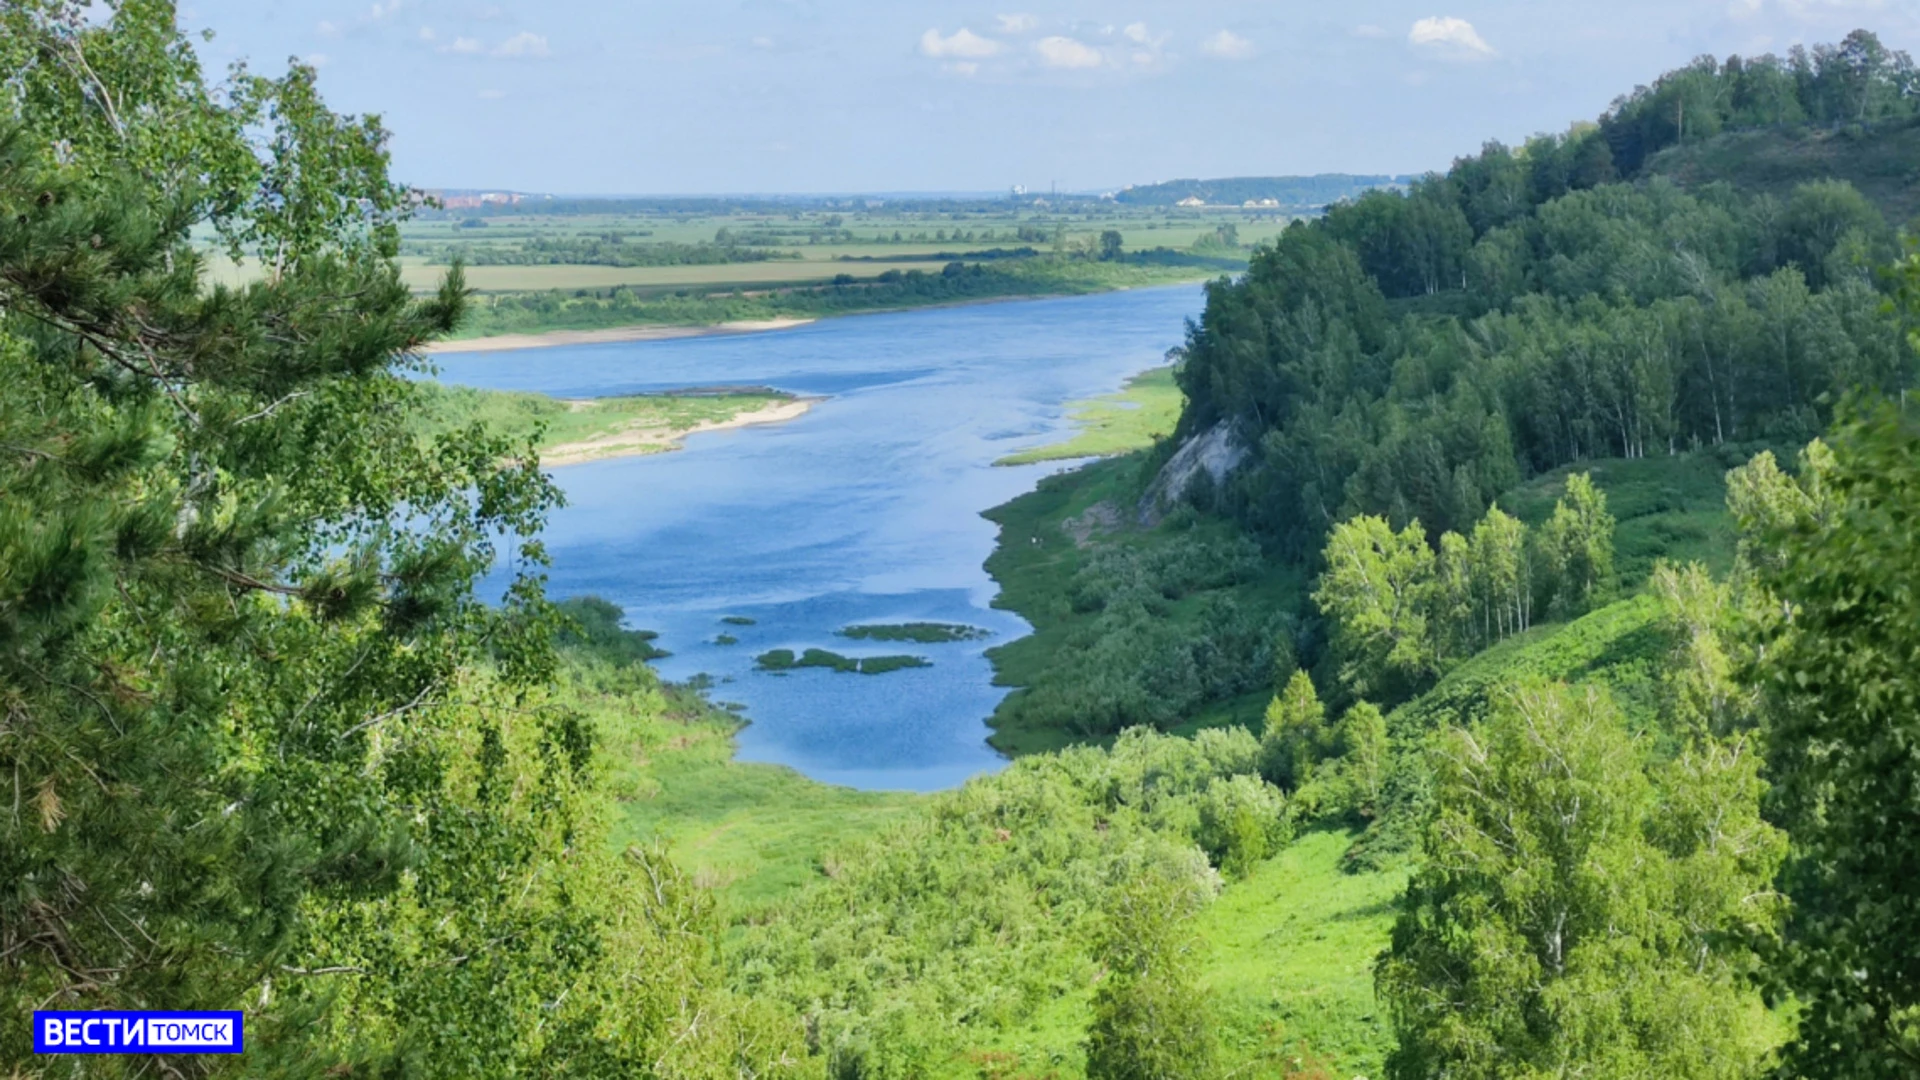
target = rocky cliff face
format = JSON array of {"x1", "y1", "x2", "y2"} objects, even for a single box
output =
[{"x1": 1138, "y1": 421, "x2": 1246, "y2": 525}]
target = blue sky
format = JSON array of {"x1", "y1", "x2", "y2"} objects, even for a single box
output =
[{"x1": 181, "y1": 1, "x2": 1919, "y2": 194}]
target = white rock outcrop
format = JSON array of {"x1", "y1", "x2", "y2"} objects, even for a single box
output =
[{"x1": 1138, "y1": 421, "x2": 1246, "y2": 525}]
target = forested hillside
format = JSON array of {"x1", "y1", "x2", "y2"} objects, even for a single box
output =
[
  {"x1": 977, "y1": 27, "x2": 1920, "y2": 1080},
  {"x1": 9, "y1": 5, "x2": 1920, "y2": 1079},
  {"x1": 1176, "y1": 34, "x2": 1915, "y2": 560}
]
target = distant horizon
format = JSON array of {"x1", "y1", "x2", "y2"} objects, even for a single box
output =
[{"x1": 419, "y1": 171, "x2": 1420, "y2": 201}]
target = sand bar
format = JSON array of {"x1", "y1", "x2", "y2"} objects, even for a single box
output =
[
  {"x1": 540, "y1": 397, "x2": 819, "y2": 467},
  {"x1": 425, "y1": 317, "x2": 815, "y2": 356}
]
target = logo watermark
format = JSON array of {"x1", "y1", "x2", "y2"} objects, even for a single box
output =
[{"x1": 33, "y1": 1011, "x2": 244, "y2": 1054}]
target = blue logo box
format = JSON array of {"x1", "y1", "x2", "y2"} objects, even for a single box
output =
[{"x1": 33, "y1": 1011, "x2": 244, "y2": 1054}]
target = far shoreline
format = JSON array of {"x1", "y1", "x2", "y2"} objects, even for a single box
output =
[
  {"x1": 425, "y1": 277, "x2": 1218, "y2": 356},
  {"x1": 424, "y1": 317, "x2": 816, "y2": 356}
]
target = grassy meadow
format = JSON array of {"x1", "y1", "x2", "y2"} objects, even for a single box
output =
[
  {"x1": 996, "y1": 365, "x2": 1186, "y2": 466},
  {"x1": 1647, "y1": 116, "x2": 1920, "y2": 227}
]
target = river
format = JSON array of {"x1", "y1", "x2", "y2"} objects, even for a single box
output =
[{"x1": 436, "y1": 284, "x2": 1205, "y2": 790}]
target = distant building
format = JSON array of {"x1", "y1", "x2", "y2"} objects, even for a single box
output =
[
  {"x1": 1243, "y1": 198, "x2": 1281, "y2": 209},
  {"x1": 1176, "y1": 196, "x2": 1206, "y2": 208},
  {"x1": 437, "y1": 191, "x2": 525, "y2": 209}
]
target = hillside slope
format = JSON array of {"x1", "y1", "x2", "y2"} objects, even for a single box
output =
[{"x1": 1646, "y1": 117, "x2": 1920, "y2": 226}]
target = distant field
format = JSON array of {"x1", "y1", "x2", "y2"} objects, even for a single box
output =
[
  {"x1": 400, "y1": 258, "x2": 942, "y2": 292},
  {"x1": 394, "y1": 204, "x2": 1289, "y2": 294},
  {"x1": 200, "y1": 201, "x2": 1279, "y2": 336}
]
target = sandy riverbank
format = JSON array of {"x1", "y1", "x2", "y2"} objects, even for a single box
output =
[
  {"x1": 424, "y1": 317, "x2": 815, "y2": 356},
  {"x1": 541, "y1": 397, "x2": 819, "y2": 466}
]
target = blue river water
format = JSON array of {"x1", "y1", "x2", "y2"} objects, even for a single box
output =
[{"x1": 436, "y1": 284, "x2": 1205, "y2": 790}]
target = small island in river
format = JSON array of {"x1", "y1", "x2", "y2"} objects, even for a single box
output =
[{"x1": 414, "y1": 382, "x2": 819, "y2": 466}]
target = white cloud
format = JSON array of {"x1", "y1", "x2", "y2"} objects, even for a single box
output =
[
  {"x1": 995, "y1": 13, "x2": 1036, "y2": 34},
  {"x1": 369, "y1": 0, "x2": 401, "y2": 19},
  {"x1": 1035, "y1": 35, "x2": 1102, "y2": 69},
  {"x1": 920, "y1": 27, "x2": 1002, "y2": 59},
  {"x1": 317, "y1": 19, "x2": 340, "y2": 36},
  {"x1": 441, "y1": 35, "x2": 483, "y2": 54},
  {"x1": 478, "y1": 88, "x2": 506, "y2": 99},
  {"x1": 492, "y1": 31, "x2": 550, "y2": 58},
  {"x1": 418, "y1": 25, "x2": 435, "y2": 40},
  {"x1": 1409, "y1": 16, "x2": 1495, "y2": 60},
  {"x1": 306, "y1": 52, "x2": 331, "y2": 68},
  {"x1": 1200, "y1": 30, "x2": 1254, "y2": 59},
  {"x1": 1122, "y1": 22, "x2": 1151, "y2": 44},
  {"x1": 752, "y1": 35, "x2": 776, "y2": 48}
]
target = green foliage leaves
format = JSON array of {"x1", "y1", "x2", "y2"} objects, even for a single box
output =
[
  {"x1": 4, "y1": 1, "x2": 415, "y2": 266},
  {"x1": 1085, "y1": 872, "x2": 1220, "y2": 1080},
  {"x1": 1173, "y1": 38, "x2": 1909, "y2": 563},
  {"x1": 1539, "y1": 472, "x2": 1617, "y2": 617},
  {"x1": 1751, "y1": 401, "x2": 1920, "y2": 1078},
  {"x1": 1259, "y1": 671, "x2": 1329, "y2": 791},
  {"x1": 1314, "y1": 477, "x2": 1615, "y2": 704},
  {"x1": 1001, "y1": 528, "x2": 1273, "y2": 738},
  {"x1": 1602, "y1": 33, "x2": 1919, "y2": 176},
  {"x1": 0, "y1": 7, "x2": 812, "y2": 1075},
  {"x1": 1314, "y1": 516, "x2": 1436, "y2": 699},
  {"x1": 731, "y1": 728, "x2": 1286, "y2": 1078},
  {"x1": 1376, "y1": 683, "x2": 1783, "y2": 1080}
]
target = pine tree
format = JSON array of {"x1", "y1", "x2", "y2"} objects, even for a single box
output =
[
  {"x1": 1, "y1": 5, "x2": 809, "y2": 1074},
  {"x1": 1259, "y1": 671, "x2": 1329, "y2": 791}
]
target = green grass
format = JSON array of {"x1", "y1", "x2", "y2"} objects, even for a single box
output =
[
  {"x1": 578, "y1": 661, "x2": 919, "y2": 915},
  {"x1": 980, "y1": 447, "x2": 1757, "y2": 758},
  {"x1": 1647, "y1": 117, "x2": 1920, "y2": 227},
  {"x1": 838, "y1": 622, "x2": 992, "y2": 643},
  {"x1": 1496, "y1": 445, "x2": 1777, "y2": 586},
  {"x1": 867, "y1": 827, "x2": 1407, "y2": 1078},
  {"x1": 1389, "y1": 594, "x2": 1667, "y2": 741},
  {"x1": 407, "y1": 258, "x2": 943, "y2": 293},
  {"x1": 412, "y1": 381, "x2": 792, "y2": 460},
  {"x1": 1195, "y1": 829, "x2": 1408, "y2": 1076},
  {"x1": 567, "y1": 600, "x2": 1404, "y2": 1074},
  {"x1": 996, "y1": 366, "x2": 1187, "y2": 466}
]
